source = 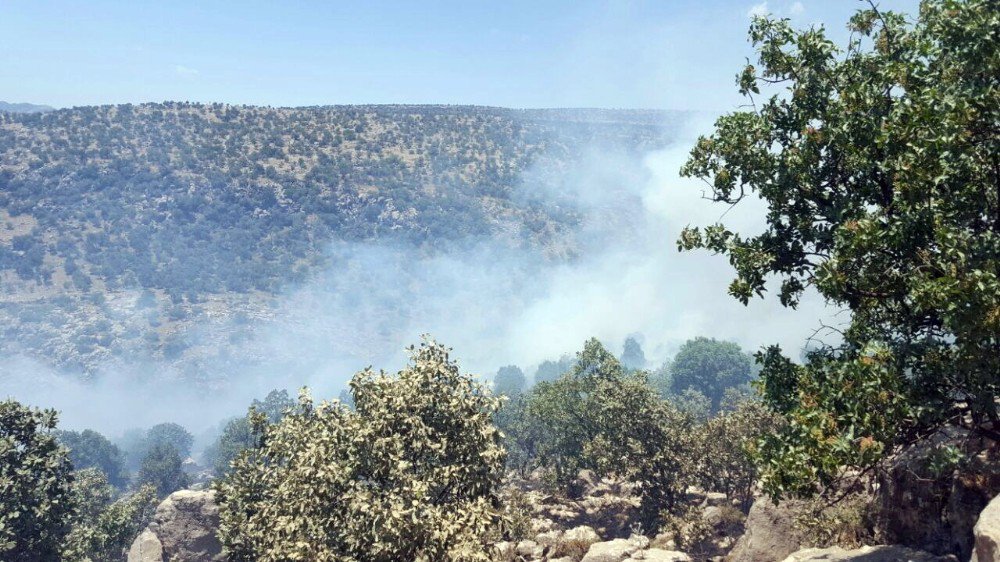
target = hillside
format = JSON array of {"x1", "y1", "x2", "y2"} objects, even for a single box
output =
[
  {"x1": 0, "y1": 102, "x2": 684, "y2": 373},
  {"x1": 0, "y1": 101, "x2": 54, "y2": 114}
]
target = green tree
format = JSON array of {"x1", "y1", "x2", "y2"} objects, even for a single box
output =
[
  {"x1": 533, "y1": 355, "x2": 575, "y2": 385},
  {"x1": 659, "y1": 337, "x2": 754, "y2": 412},
  {"x1": 205, "y1": 389, "x2": 295, "y2": 477},
  {"x1": 0, "y1": 399, "x2": 75, "y2": 560},
  {"x1": 61, "y1": 468, "x2": 158, "y2": 561},
  {"x1": 527, "y1": 339, "x2": 696, "y2": 525},
  {"x1": 620, "y1": 335, "x2": 647, "y2": 371},
  {"x1": 136, "y1": 443, "x2": 190, "y2": 498},
  {"x1": 679, "y1": 0, "x2": 999, "y2": 497},
  {"x1": 56, "y1": 429, "x2": 129, "y2": 488},
  {"x1": 494, "y1": 365, "x2": 526, "y2": 397},
  {"x1": 145, "y1": 422, "x2": 194, "y2": 458},
  {"x1": 215, "y1": 340, "x2": 507, "y2": 561}
]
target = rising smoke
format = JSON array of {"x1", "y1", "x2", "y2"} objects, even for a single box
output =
[{"x1": 0, "y1": 113, "x2": 839, "y2": 444}]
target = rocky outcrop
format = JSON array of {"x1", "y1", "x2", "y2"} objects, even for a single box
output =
[
  {"x1": 728, "y1": 499, "x2": 811, "y2": 562},
  {"x1": 127, "y1": 490, "x2": 225, "y2": 562},
  {"x1": 781, "y1": 545, "x2": 952, "y2": 562},
  {"x1": 128, "y1": 529, "x2": 164, "y2": 562},
  {"x1": 578, "y1": 536, "x2": 689, "y2": 562},
  {"x1": 878, "y1": 428, "x2": 1000, "y2": 559},
  {"x1": 973, "y1": 495, "x2": 1000, "y2": 562}
]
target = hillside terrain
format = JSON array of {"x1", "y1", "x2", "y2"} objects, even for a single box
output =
[
  {"x1": 0, "y1": 103, "x2": 683, "y2": 373},
  {"x1": 0, "y1": 101, "x2": 54, "y2": 114}
]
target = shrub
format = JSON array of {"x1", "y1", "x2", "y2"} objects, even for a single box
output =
[
  {"x1": 215, "y1": 340, "x2": 507, "y2": 561},
  {"x1": 61, "y1": 469, "x2": 158, "y2": 561},
  {"x1": 526, "y1": 339, "x2": 696, "y2": 526},
  {"x1": 136, "y1": 443, "x2": 190, "y2": 497},
  {"x1": 56, "y1": 429, "x2": 129, "y2": 488},
  {"x1": 0, "y1": 399, "x2": 74, "y2": 560}
]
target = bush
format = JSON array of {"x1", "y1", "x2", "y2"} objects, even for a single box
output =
[
  {"x1": 525, "y1": 339, "x2": 696, "y2": 526},
  {"x1": 693, "y1": 397, "x2": 778, "y2": 511},
  {"x1": 0, "y1": 399, "x2": 75, "y2": 560},
  {"x1": 136, "y1": 443, "x2": 190, "y2": 497},
  {"x1": 205, "y1": 389, "x2": 294, "y2": 477},
  {"x1": 60, "y1": 469, "x2": 158, "y2": 561},
  {"x1": 56, "y1": 429, "x2": 129, "y2": 488},
  {"x1": 215, "y1": 340, "x2": 507, "y2": 561}
]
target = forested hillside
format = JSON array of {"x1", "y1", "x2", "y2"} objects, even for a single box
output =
[{"x1": 0, "y1": 103, "x2": 682, "y2": 371}]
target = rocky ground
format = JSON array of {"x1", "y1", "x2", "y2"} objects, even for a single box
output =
[{"x1": 128, "y1": 436, "x2": 1000, "y2": 562}]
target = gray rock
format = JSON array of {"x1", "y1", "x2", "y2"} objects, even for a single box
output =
[
  {"x1": 127, "y1": 529, "x2": 163, "y2": 562},
  {"x1": 127, "y1": 489, "x2": 225, "y2": 562},
  {"x1": 878, "y1": 428, "x2": 1000, "y2": 559},
  {"x1": 582, "y1": 538, "x2": 642, "y2": 562},
  {"x1": 729, "y1": 499, "x2": 811, "y2": 562},
  {"x1": 631, "y1": 548, "x2": 691, "y2": 561},
  {"x1": 781, "y1": 545, "x2": 952, "y2": 562},
  {"x1": 973, "y1": 495, "x2": 1000, "y2": 562}
]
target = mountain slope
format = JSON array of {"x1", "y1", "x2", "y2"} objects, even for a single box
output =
[
  {"x1": 0, "y1": 101, "x2": 54, "y2": 114},
  {"x1": 0, "y1": 102, "x2": 683, "y2": 372}
]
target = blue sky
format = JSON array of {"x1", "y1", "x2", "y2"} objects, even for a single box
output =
[{"x1": 1, "y1": 0, "x2": 919, "y2": 111}]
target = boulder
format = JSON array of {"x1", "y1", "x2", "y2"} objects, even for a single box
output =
[
  {"x1": 127, "y1": 529, "x2": 163, "y2": 562},
  {"x1": 973, "y1": 495, "x2": 1000, "y2": 562},
  {"x1": 728, "y1": 499, "x2": 811, "y2": 562},
  {"x1": 878, "y1": 427, "x2": 1000, "y2": 559},
  {"x1": 555, "y1": 526, "x2": 603, "y2": 559},
  {"x1": 781, "y1": 545, "x2": 952, "y2": 562},
  {"x1": 127, "y1": 490, "x2": 225, "y2": 562},
  {"x1": 581, "y1": 538, "x2": 643, "y2": 562},
  {"x1": 631, "y1": 548, "x2": 691, "y2": 561}
]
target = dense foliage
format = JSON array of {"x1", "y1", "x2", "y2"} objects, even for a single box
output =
[
  {"x1": 56, "y1": 429, "x2": 129, "y2": 488},
  {"x1": 655, "y1": 337, "x2": 755, "y2": 412},
  {"x1": 136, "y1": 443, "x2": 190, "y2": 498},
  {"x1": 679, "y1": 0, "x2": 999, "y2": 497},
  {"x1": 215, "y1": 341, "x2": 507, "y2": 561},
  {"x1": 60, "y1": 469, "x2": 158, "y2": 562},
  {"x1": 493, "y1": 365, "x2": 526, "y2": 397},
  {"x1": 507, "y1": 339, "x2": 697, "y2": 526},
  {"x1": 0, "y1": 399, "x2": 75, "y2": 560},
  {"x1": 204, "y1": 389, "x2": 295, "y2": 477}
]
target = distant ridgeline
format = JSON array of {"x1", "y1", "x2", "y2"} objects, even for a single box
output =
[
  {"x1": 0, "y1": 101, "x2": 55, "y2": 114},
  {"x1": 0, "y1": 102, "x2": 684, "y2": 371}
]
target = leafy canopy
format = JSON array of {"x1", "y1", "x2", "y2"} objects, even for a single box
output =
[
  {"x1": 0, "y1": 399, "x2": 75, "y2": 560},
  {"x1": 680, "y1": 0, "x2": 999, "y2": 497},
  {"x1": 136, "y1": 443, "x2": 190, "y2": 498},
  {"x1": 526, "y1": 338, "x2": 696, "y2": 525},
  {"x1": 215, "y1": 340, "x2": 507, "y2": 562},
  {"x1": 659, "y1": 337, "x2": 754, "y2": 411},
  {"x1": 56, "y1": 429, "x2": 129, "y2": 488},
  {"x1": 494, "y1": 365, "x2": 526, "y2": 397}
]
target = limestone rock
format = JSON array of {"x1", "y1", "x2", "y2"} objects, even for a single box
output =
[
  {"x1": 127, "y1": 489, "x2": 224, "y2": 562},
  {"x1": 630, "y1": 547, "x2": 691, "y2": 561},
  {"x1": 973, "y1": 495, "x2": 1000, "y2": 562},
  {"x1": 127, "y1": 529, "x2": 163, "y2": 562},
  {"x1": 781, "y1": 545, "x2": 952, "y2": 562},
  {"x1": 878, "y1": 428, "x2": 1000, "y2": 559},
  {"x1": 728, "y1": 499, "x2": 811, "y2": 562},
  {"x1": 581, "y1": 538, "x2": 642, "y2": 562}
]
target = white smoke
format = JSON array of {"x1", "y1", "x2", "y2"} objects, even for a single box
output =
[{"x1": 0, "y1": 113, "x2": 841, "y2": 440}]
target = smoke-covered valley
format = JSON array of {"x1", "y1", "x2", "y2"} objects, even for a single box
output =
[{"x1": 0, "y1": 107, "x2": 834, "y2": 442}]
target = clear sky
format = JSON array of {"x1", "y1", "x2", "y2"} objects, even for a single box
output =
[{"x1": 1, "y1": 0, "x2": 919, "y2": 111}]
